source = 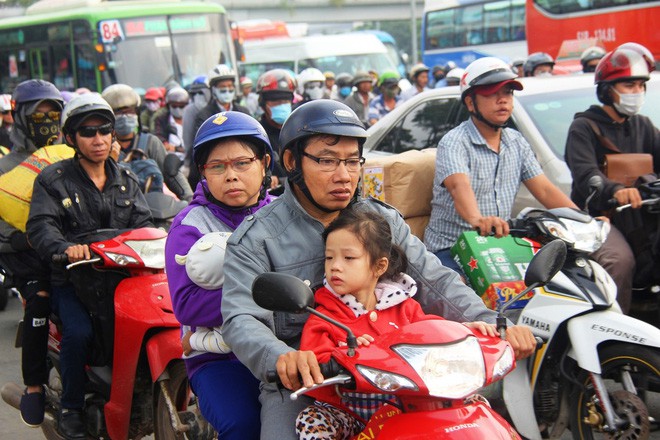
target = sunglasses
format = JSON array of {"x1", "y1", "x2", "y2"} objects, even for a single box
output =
[
  {"x1": 29, "y1": 111, "x2": 61, "y2": 123},
  {"x1": 77, "y1": 123, "x2": 113, "y2": 138}
]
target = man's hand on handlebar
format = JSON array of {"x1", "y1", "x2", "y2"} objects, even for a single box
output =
[
  {"x1": 613, "y1": 187, "x2": 643, "y2": 209},
  {"x1": 471, "y1": 216, "x2": 510, "y2": 238},
  {"x1": 506, "y1": 325, "x2": 537, "y2": 359},
  {"x1": 64, "y1": 244, "x2": 91, "y2": 263},
  {"x1": 275, "y1": 350, "x2": 324, "y2": 391}
]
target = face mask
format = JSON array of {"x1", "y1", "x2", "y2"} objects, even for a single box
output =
[
  {"x1": 269, "y1": 102, "x2": 291, "y2": 125},
  {"x1": 145, "y1": 101, "x2": 160, "y2": 113},
  {"x1": 612, "y1": 89, "x2": 645, "y2": 116},
  {"x1": 27, "y1": 119, "x2": 59, "y2": 148},
  {"x1": 534, "y1": 71, "x2": 552, "y2": 78},
  {"x1": 305, "y1": 86, "x2": 324, "y2": 100},
  {"x1": 169, "y1": 106, "x2": 185, "y2": 119},
  {"x1": 114, "y1": 114, "x2": 139, "y2": 137},
  {"x1": 339, "y1": 86, "x2": 352, "y2": 98},
  {"x1": 384, "y1": 87, "x2": 399, "y2": 98},
  {"x1": 213, "y1": 88, "x2": 235, "y2": 104},
  {"x1": 193, "y1": 93, "x2": 208, "y2": 110}
]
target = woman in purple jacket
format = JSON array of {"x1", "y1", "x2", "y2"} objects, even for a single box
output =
[{"x1": 164, "y1": 111, "x2": 275, "y2": 439}]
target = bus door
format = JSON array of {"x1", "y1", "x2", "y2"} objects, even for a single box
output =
[{"x1": 28, "y1": 47, "x2": 48, "y2": 79}]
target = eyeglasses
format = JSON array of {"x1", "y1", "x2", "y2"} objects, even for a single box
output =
[
  {"x1": 77, "y1": 123, "x2": 113, "y2": 138},
  {"x1": 169, "y1": 103, "x2": 187, "y2": 109},
  {"x1": 29, "y1": 111, "x2": 61, "y2": 123},
  {"x1": 214, "y1": 87, "x2": 235, "y2": 93},
  {"x1": 201, "y1": 156, "x2": 258, "y2": 175},
  {"x1": 302, "y1": 152, "x2": 365, "y2": 172}
]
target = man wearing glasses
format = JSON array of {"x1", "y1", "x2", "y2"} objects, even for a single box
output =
[
  {"x1": 220, "y1": 100, "x2": 537, "y2": 440},
  {"x1": 27, "y1": 93, "x2": 152, "y2": 439},
  {"x1": 0, "y1": 80, "x2": 63, "y2": 428}
]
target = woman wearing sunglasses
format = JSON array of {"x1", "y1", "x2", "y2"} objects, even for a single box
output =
[
  {"x1": 26, "y1": 93, "x2": 152, "y2": 440},
  {"x1": 164, "y1": 111, "x2": 274, "y2": 439}
]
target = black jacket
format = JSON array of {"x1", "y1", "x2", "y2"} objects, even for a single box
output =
[
  {"x1": 27, "y1": 157, "x2": 153, "y2": 284},
  {"x1": 564, "y1": 105, "x2": 660, "y2": 214}
]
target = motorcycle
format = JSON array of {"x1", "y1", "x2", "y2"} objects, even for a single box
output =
[
  {"x1": 250, "y1": 243, "x2": 565, "y2": 439},
  {"x1": 492, "y1": 206, "x2": 660, "y2": 440},
  {"x1": 1, "y1": 227, "x2": 213, "y2": 439}
]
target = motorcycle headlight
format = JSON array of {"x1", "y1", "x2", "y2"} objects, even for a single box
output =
[
  {"x1": 392, "y1": 336, "x2": 485, "y2": 399},
  {"x1": 124, "y1": 237, "x2": 166, "y2": 268},
  {"x1": 540, "y1": 219, "x2": 609, "y2": 253}
]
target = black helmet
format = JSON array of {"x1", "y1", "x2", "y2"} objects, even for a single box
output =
[
  {"x1": 279, "y1": 99, "x2": 367, "y2": 167},
  {"x1": 11, "y1": 79, "x2": 63, "y2": 116},
  {"x1": 523, "y1": 52, "x2": 555, "y2": 76}
]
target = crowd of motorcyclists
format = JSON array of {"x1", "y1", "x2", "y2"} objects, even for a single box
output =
[{"x1": 0, "y1": 39, "x2": 657, "y2": 440}]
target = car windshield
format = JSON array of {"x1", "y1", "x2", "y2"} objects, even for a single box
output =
[{"x1": 517, "y1": 82, "x2": 660, "y2": 158}]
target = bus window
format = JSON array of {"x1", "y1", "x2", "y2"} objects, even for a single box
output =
[
  {"x1": 52, "y1": 45, "x2": 74, "y2": 91},
  {"x1": 426, "y1": 9, "x2": 455, "y2": 50},
  {"x1": 456, "y1": 5, "x2": 483, "y2": 46}
]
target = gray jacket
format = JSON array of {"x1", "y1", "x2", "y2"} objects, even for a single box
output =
[{"x1": 221, "y1": 180, "x2": 496, "y2": 382}]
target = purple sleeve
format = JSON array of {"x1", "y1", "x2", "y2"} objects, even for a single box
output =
[{"x1": 165, "y1": 222, "x2": 224, "y2": 327}]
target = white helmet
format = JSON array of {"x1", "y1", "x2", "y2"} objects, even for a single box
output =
[
  {"x1": 460, "y1": 57, "x2": 521, "y2": 101},
  {"x1": 208, "y1": 64, "x2": 236, "y2": 87},
  {"x1": 61, "y1": 93, "x2": 114, "y2": 138},
  {"x1": 0, "y1": 94, "x2": 11, "y2": 112},
  {"x1": 296, "y1": 68, "x2": 325, "y2": 95},
  {"x1": 102, "y1": 84, "x2": 141, "y2": 110},
  {"x1": 445, "y1": 68, "x2": 465, "y2": 86},
  {"x1": 165, "y1": 86, "x2": 189, "y2": 104}
]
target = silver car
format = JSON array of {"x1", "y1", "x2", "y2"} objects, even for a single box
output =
[{"x1": 364, "y1": 73, "x2": 660, "y2": 214}]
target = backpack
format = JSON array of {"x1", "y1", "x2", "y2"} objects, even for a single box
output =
[{"x1": 119, "y1": 133, "x2": 164, "y2": 193}]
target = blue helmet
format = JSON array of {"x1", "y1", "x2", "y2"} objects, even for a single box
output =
[
  {"x1": 193, "y1": 111, "x2": 274, "y2": 170},
  {"x1": 11, "y1": 79, "x2": 63, "y2": 115}
]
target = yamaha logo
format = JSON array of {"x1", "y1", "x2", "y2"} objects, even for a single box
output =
[{"x1": 333, "y1": 109, "x2": 353, "y2": 118}]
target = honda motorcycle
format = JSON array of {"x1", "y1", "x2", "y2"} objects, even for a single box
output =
[
  {"x1": 2, "y1": 227, "x2": 213, "y2": 439},
  {"x1": 250, "y1": 243, "x2": 569, "y2": 440}
]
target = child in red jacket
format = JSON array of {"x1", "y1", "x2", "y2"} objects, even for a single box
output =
[{"x1": 296, "y1": 208, "x2": 496, "y2": 439}]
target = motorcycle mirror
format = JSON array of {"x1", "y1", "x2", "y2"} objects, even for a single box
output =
[
  {"x1": 163, "y1": 153, "x2": 183, "y2": 178},
  {"x1": 584, "y1": 175, "x2": 604, "y2": 211},
  {"x1": 252, "y1": 272, "x2": 359, "y2": 356},
  {"x1": 524, "y1": 239, "x2": 567, "y2": 286},
  {"x1": 252, "y1": 272, "x2": 314, "y2": 313}
]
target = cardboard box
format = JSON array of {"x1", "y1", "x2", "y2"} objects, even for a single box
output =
[
  {"x1": 451, "y1": 231, "x2": 538, "y2": 309},
  {"x1": 362, "y1": 148, "x2": 436, "y2": 240}
]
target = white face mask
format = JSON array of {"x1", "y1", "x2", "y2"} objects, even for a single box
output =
[
  {"x1": 213, "y1": 87, "x2": 235, "y2": 104},
  {"x1": 145, "y1": 101, "x2": 160, "y2": 113},
  {"x1": 169, "y1": 106, "x2": 185, "y2": 119},
  {"x1": 305, "y1": 86, "x2": 324, "y2": 100},
  {"x1": 612, "y1": 89, "x2": 645, "y2": 116}
]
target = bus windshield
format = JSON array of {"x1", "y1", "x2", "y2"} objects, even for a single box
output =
[{"x1": 102, "y1": 13, "x2": 232, "y2": 90}]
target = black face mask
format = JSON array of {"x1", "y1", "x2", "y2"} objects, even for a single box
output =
[{"x1": 28, "y1": 118, "x2": 60, "y2": 147}]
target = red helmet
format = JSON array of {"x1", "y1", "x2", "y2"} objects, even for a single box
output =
[
  {"x1": 595, "y1": 47, "x2": 652, "y2": 84},
  {"x1": 256, "y1": 69, "x2": 295, "y2": 96}
]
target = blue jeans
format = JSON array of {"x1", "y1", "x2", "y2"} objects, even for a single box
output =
[
  {"x1": 190, "y1": 359, "x2": 261, "y2": 440},
  {"x1": 51, "y1": 284, "x2": 93, "y2": 410},
  {"x1": 433, "y1": 248, "x2": 464, "y2": 276}
]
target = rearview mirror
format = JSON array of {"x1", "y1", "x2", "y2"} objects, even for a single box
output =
[
  {"x1": 163, "y1": 153, "x2": 182, "y2": 178},
  {"x1": 524, "y1": 239, "x2": 566, "y2": 287},
  {"x1": 252, "y1": 272, "x2": 314, "y2": 313}
]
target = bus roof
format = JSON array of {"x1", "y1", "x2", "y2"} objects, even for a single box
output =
[{"x1": 0, "y1": 0, "x2": 225, "y2": 27}]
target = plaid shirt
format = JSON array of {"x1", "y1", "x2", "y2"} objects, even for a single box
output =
[
  {"x1": 424, "y1": 118, "x2": 543, "y2": 251},
  {"x1": 368, "y1": 94, "x2": 401, "y2": 122}
]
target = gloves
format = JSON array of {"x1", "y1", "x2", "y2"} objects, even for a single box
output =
[{"x1": 10, "y1": 231, "x2": 31, "y2": 252}]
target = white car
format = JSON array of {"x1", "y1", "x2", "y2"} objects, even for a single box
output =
[{"x1": 363, "y1": 73, "x2": 660, "y2": 214}]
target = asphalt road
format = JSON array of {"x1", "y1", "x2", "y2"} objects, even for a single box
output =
[{"x1": 0, "y1": 292, "x2": 657, "y2": 439}]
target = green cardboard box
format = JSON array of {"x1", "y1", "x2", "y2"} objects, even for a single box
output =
[{"x1": 451, "y1": 231, "x2": 537, "y2": 309}]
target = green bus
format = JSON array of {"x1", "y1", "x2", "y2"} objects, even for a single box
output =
[{"x1": 0, "y1": 0, "x2": 238, "y2": 93}]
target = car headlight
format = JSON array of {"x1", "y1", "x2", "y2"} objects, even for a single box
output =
[
  {"x1": 540, "y1": 218, "x2": 609, "y2": 253},
  {"x1": 124, "y1": 237, "x2": 166, "y2": 268},
  {"x1": 392, "y1": 336, "x2": 485, "y2": 399}
]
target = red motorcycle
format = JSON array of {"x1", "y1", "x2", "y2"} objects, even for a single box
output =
[
  {"x1": 1, "y1": 228, "x2": 213, "y2": 439},
  {"x1": 252, "y1": 266, "x2": 550, "y2": 439}
]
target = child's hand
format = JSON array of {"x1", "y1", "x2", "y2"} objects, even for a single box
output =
[
  {"x1": 463, "y1": 321, "x2": 497, "y2": 337},
  {"x1": 356, "y1": 334, "x2": 374, "y2": 346},
  {"x1": 182, "y1": 331, "x2": 193, "y2": 355}
]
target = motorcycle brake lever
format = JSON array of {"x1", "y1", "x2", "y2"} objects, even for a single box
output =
[
  {"x1": 290, "y1": 374, "x2": 353, "y2": 401},
  {"x1": 65, "y1": 257, "x2": 103, "y2": 270}
]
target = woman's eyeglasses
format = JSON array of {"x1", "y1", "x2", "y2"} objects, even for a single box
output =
[
  {"x1": 302, "y1": 152, "x2": 365, "y2": 172},
  {"x1": 201, "y1": 156, "x2": 258, "y2": 175},
  {"x1": 28, "y1": 111, "x2": 61, "y2": 123},
  {"x1": 77, "y1": 123, "x2": 114, "y2": 138}
]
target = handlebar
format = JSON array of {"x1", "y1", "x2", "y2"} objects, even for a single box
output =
[
  {"x1": 265, "y1": 359, "x2": 343, "y2": 384},
  {"x1": 615, "y1": 198, "x2": 660, "y2": 212},
  {"x1": 51, "y1": 253, "x2": 102, "y2": 270}
]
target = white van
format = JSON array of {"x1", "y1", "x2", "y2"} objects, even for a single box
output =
[{"x1": 240, "y1": 33, "x2": 399, "y2": 81}]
